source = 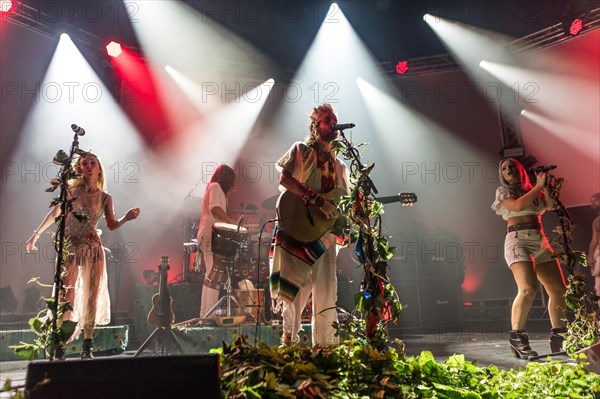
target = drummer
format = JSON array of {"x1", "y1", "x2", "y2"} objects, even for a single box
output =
[{"x1": 197, "y1": 164, "x2": 238, "y2": 318}]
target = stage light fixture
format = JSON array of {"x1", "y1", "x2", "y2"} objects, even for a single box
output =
[
  {"x1": 106, "y1": 41, "x2": 123, "y2": 58},
  {"x1": 0, "y1": 0, "x2": 13, "y2": 13},
  {"x1": 395, "y1": 61, "x2": 409, "y2": 74},
  {"x1": 569, "y1": 18, "x2": 583, "y2": 35}
]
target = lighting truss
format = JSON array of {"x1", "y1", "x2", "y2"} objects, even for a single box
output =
[
  {"x1": 510, "y1": 7, "x2": 600, "y2": 55},
  {"x1": 385, "y1": 7, "x2": 600, "y2": 79}
]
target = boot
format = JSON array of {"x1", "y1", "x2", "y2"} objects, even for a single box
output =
[
  {"x1": 550, "y1": 327, "x2": 567, "y2": 353},
  {"x1": 279, "y1": 334, "x2": 297, "y2": 349},
  {"x1": 80, "y1": 338, "x2": 93, "y2": 360},
  {"x1": 53, "y1": 344, "x2": 66, "y2": 361},
  {"x1": 509, "y1": 330, "x2": 538, "y2": 359}
]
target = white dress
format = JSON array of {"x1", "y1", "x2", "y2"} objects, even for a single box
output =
[
  {"x1": 62, "y1": 187, "x2": 111, "y2": 342},
  {"x1": 197, "y1": 182, "x2": 228, "y2": 317}
]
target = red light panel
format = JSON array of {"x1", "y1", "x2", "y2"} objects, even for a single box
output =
[
  {"x1": 396, "y1": 61, "x2": 408, "y2": 74},
  {"x1": 106, "y1": 41, "x2": 123, "y2": 58},
  {"x1": 570, "y1": 18, "x2": 583, "y2": 35}
]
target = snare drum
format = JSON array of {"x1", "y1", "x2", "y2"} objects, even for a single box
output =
[{"x1": 211, "y1": 222, "x2": 248, "y2": 257}]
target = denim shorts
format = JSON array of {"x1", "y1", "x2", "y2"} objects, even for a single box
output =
[{"x1": 504, "y1": 229, "x2": 554, "y2": 267}]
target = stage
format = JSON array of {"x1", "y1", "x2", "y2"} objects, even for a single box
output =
[{"x1": 0, "y1": 328, "x2": 579, "y2": 399}]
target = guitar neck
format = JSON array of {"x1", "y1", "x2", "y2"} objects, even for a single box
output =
[
  {"x1": 376, "y1": 195, "x2": 402, "y2": 205},
  {"x1": 375, "y1": 193, "x2": 417, "y2": 205}
]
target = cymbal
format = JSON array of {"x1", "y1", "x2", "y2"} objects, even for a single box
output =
[{"x1": 262, "y1": 194, "x2": 278, "y2": 209}]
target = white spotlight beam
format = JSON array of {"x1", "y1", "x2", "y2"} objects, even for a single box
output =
[{"x1": 424, "y1": 14, "x2": 514, "y2": 82}]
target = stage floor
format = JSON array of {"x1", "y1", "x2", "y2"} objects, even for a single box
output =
[{"x1": 0, "y1": 330, "x2": 577, "y2": 398}]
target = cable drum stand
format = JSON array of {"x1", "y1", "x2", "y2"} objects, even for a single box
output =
[{"x1": 203, "y1": 235, "x2": 257, "y2": 325}]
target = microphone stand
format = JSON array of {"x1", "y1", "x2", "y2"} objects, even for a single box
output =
[
  {"x1": 49, "y1": 131, "x2": 82, "y2": 358},
  {"x1": 540, "y1": 174, "x2": 599, "y2": 356},
  {"x1": 183, "y1": 177, "x2": 205, "y2": 200},
  {"x1": 337, "y1": 131, "x2": 378, "y2": 195},
  {"x1": 336, "y1": 130, "x2": 389, "y2": 343}
]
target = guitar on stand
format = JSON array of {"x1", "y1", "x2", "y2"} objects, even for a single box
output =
[{"x1": 135, "y1": 256, "x2": 184, "y2": 356}]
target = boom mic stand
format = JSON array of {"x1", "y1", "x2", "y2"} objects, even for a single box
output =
[
  {"x1": 48, "y1": 130, "x2": 83, "y2": 359},
  {"x1": 529, "y1": 175, "x2": 574, "y2": 360}
]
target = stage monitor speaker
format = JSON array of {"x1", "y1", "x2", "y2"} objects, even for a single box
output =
[
  {"x1": 25, "y1": 354, "x2": 219, "y2": 399},
  {"x1": 419, "y1": 280, "x2": 463, "y2": 331}
]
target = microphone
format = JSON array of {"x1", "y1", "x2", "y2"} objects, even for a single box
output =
[
  {"x1": 332, "y1": 123, "x2": 355, "y2": 131},
  {"x1": 71, "y1": 124, "x2": 86, "y2": 136},
  {"x1": 529, "y1": 165, "x2": 557, "y2": 173}
]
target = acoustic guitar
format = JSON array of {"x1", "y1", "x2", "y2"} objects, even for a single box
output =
[
  {"x1": 147, "y1": 256, "x2": 176, "y2": 328},
  {"x1": 276, "y1": 189, "x2": 417, "y2": 243}
]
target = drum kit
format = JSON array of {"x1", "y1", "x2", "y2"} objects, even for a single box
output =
[{"x1": 182, "y1": 222, "x2": 271, "y2": 326}]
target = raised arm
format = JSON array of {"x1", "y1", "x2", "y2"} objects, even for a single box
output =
[
  {"x1": 104, "y1": 195, "x2": 140, "y2": 231},
  {"x1": 25, "y1": 205, "x2": 61, "y2": 252},
  {"x1": 500, "y1": 173, "x2": 546, "y2": 212}
]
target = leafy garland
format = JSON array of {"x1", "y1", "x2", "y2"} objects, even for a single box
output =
[
  {"x1": 11, "y1": 149, "x2": 87, "y2": 360},
  {"x1": 329, "y1": 137, "x2": 401, "y2": 348},
  {"x1": 214, "y1": 335, "x2": 599, "y2": 398},
  {"x1": 545, "y1": 175, "x2": 600, "y2": 353}
]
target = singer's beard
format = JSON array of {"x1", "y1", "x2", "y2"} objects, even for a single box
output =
[{"x1": 320, "y1": 130, "x2": 337, "y2": 143}]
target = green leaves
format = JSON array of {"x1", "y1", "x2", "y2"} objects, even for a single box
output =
[
  {"x1": 53, "y1": 150, "x2": 70, "y2": 166},
  {"x1": 10, "y1": 342, "x2": 41, "y2": 361},
  {"x1": 218, "y1": 337, "x2": 600, "y2": 398}
]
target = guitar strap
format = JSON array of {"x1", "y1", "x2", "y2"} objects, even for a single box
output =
[
  {"x1": 310, "y1": 144, "x2": 336, "y2": 194},
  {"x1": 320, "y1": 157, "x2": 336, "y2": 194}
]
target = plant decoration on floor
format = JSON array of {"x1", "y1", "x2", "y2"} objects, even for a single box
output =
[
  {"x1": 215, "y1": 335, "x2": 599, "y2": 398},
  {"x1": 545, "y1": 174, "x2": 600, "y2": 354},
  {"x1": 11, "y1": 143, "x2": 87, "y2": 360}
]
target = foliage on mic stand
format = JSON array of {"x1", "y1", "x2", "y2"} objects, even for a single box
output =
[
  {"x1": 546, "y1": 175, "x2": 599, "y2": 354},
  {"x1": 331, "y1": 137, "x2": 401, "y2": 349},
  {"x1": 11, "y1": 143, "x2": 87, "y2": 360}
]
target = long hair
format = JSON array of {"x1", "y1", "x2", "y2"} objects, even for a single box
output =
[
  {"x1": 305, "y1": 103, "x2": 336, "y2": 145},
  {"x1": 70, "y1": 151, "x2": 107, "y2": 192},
  {"x1": 498, "y1": 158, "x2": 532, "y2": 197},
  {"x1": 210, "y1": 164, "x2": 236, "y2": 194}
]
